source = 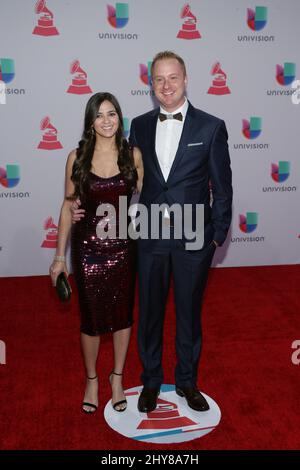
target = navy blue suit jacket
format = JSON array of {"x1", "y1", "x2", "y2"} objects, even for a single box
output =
[{"x1": 129, "y1": 102, "x2": 232, "y2": 248}]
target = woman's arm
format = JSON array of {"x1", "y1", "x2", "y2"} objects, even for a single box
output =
[
  {"x1": 133, "y1": 146, "x2": 143, "y2": 193},
  {"x1": 49, "y1": 149, "x2": 76, "y2": 285}
]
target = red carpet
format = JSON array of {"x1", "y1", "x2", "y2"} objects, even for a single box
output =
[{"x1": 1, "y1": 265, "x2": 300, "y2": 450}]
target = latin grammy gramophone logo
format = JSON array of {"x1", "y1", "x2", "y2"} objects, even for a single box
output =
[
  {"x1": 207, "y1": 62, "x2": 231, "y2": 95},
  {"x1": 37, "y1": 116, "x2": 63, "y2": 150},
  {"x1": 177, "y1": 3, "x2": 201, "y2": 40},
  {"x1": 32, "y1": 0, "x2": 59, "y2": 36},
  {"x1": 137, "y1": 396, "x2": 198, "y2": 431},
  {"x1": 67, "y1": 60, "x2": 92, "y2": 95},
  {"x1": 104, "y1": 384, "x2": 221, "y2": 443},
  {"x1": 41, "y1": 217, "x2": 58, "y2": 248}
]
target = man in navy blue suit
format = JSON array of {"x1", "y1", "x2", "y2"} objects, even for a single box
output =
[{"x1": 130, "y1": 51, "x2": 232, "y2": 413}]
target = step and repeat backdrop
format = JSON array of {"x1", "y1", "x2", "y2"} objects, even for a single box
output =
[{"x1": 0, "y1": 0, "x2": 299, "y2": 276}]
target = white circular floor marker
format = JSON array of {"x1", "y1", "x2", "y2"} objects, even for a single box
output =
[{"x1": 104, "y1": 384, "x2": 221, "y2": 444}]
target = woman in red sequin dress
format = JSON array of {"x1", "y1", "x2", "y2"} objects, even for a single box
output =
[{"x1": 49, "y1": 93, "x2": 143, "y2": 413}]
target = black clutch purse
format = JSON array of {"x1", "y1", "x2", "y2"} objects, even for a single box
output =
[{"x1": 56, "y1": 272, "x2": 71, "y2": 302}]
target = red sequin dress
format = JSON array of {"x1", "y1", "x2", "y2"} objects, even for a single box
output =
[{"x1": 71, "y1": 172, "x2": 136, "y2": 336}]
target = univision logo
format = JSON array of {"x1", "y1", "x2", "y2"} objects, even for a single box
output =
[
  {"x1": 0, "y1": 164, "x2": 20, "y2": 187},
  {"x1": 271, "y1": 161, "x2": 289, "y2": 182},
  {"x1": 247, "y1": 6, "x2": 267, "y2": 31},
  {"x1": 232, "y1": 212, "x2": 264, "y2": 243},
  {"x1": 233, "y1": 116, "x2": 268, "y2": 150},
  {"x1": 131, "y1": 61, "x2": 154, "y2": 96},
  {"x1": 267, "y1": 62, "x2": 297, "y2": 96},
  {"x1": 0, "y1": 165, "x2": 30, "y2": 198},
  {"x1": 0, "y1": 59, "x2": 25, "y2": 96},
  {"x1": 0, "y1": 58, "x2": 14, "y2": 83},
  {"x1": 107, "y1": 3, "x2": 129, "y2": 28},
  {"x1": 276, "y1": 62, "x2": 296, "y2": 86},
  {"x1": 262, "y1": 161, "x2": 297, "y2": 193},
  {"x1": 239, "y1": 212, "x2": 258, "y2": 233},
  {"x1": 140, "y1": 62, "x2": 152, "y2": 86},
  {"x1": 99, "y1": 3, "x2": 138, "y2": 39},
  {"x1": 242, "y1": 116, "x2": 261, "y2": 139},
  {"x1": 237, "y1": 6, "x2": 274, "y2": 42}
]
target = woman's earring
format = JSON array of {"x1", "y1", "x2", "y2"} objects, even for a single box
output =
[{"x1": 91, "y1": 127, "x2": 95, "y2": 136}]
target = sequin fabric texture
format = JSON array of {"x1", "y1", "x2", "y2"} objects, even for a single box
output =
[{"x1": 71, "y1": 172, "x2": 136, "y2": 336}]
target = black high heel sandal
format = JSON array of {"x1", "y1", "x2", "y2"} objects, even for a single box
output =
[
  {"x1": 109, "y1": 371, "x2": 127, "y2": 412},
  {"x1": 82, "y1": 375, "x2": 98, "y2": 414}
]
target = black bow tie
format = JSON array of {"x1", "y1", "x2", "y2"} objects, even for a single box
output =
[{"x1": 158, "y1": 112, "x2": 183, "y2": 122}]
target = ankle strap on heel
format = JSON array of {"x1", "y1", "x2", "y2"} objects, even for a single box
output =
[
  {"x1": 87, "y1": 375, "x2": 98, "y2": 380},
  {"x1": 110, "y1": 371, "x2": 123, "y2": 376}
]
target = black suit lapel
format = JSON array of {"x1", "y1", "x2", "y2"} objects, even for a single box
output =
[
  {"x1": 167, "y1": 104, "x2": 197, "y2": 182},
  {"x1": 148, "y1": 109, "x2": 165, "y2": 183}
]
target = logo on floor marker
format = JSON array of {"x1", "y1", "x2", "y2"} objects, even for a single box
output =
[{"x1": 104, "y1": 384, "x2": 221, "y2": 443}]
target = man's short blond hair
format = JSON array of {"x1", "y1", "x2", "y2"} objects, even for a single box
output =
[{"x1": 151, "y1": 51, "x2": 187, "y2": 77}]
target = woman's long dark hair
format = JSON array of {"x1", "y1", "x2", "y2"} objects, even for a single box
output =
[{"x1": 70, "y1": 92, "x2": 137, "y2": 201}]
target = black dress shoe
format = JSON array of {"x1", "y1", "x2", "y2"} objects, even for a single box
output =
[
  {"x1": 176, "y1": 386, "x2": 209, "y2": 411},
  {"x1": 138, "y1": 387, "x2": 160, "y2": 412}
]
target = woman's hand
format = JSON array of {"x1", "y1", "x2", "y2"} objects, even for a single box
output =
[
  {"x1": 49, "y1": 261, "x2": 68, "y2": 286},
  {"x1": 70, "y1": 198, "x2": 85, "y2": 223}
]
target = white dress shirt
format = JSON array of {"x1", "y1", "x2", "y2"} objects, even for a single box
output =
[
  {"x1": 155, "y1": 98, "x2": 188, "y2": 218},
  {"x1": 155, "y1": 98, "x2": 188, "y2": 182}
]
